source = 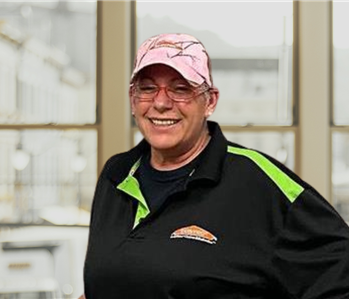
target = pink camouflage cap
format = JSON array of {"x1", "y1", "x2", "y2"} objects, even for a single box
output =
[{"x1": 130, "y1": 33, "x2": 213, "y2": 87}]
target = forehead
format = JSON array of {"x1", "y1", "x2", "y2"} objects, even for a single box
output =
[{"x1": 137, "y1": 64, "x2": 188, "y2": 83}]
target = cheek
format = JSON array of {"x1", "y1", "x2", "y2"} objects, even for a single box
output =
[
  {"x1": 188, "y1": 104, "x2": 208, "y2": 123},
  {"x1": 133, "y1": 103, "x2": 150, "y2": 116}
]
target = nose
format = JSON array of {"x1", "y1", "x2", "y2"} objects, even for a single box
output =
[{"x1": 153, "y1": 87, "x2": 173, "y2": 111}]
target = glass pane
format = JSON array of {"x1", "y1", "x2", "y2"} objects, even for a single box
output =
[
  {"x1": 133, "y1": 130, "x2": 295, "y2": 170},
  {"x1": 332, "y1": 132, "x2": 349, "y2": 222},
  {"x1": 136, "y1": 2, "x2": 293, "y2": 125},
  {"x1": 223, "y1": 131, "x2": 295, "y2": 170},
  {"x1": 333, "y1": 1, "x2": 349, "y2": 125},
  {"x1": 0, "y1": 1, "x2": 97, "y2": 124},
  {"x1": 0, "y1": 129, "x2": 97, "y2": 225}
]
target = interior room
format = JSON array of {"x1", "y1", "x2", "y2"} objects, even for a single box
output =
[{"x1": 0, "y1": 1, "x2": 348, "y2": 298}]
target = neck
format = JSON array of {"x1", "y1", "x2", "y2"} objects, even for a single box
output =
[{"x1": 150, "y1": 129, "x2": 211, "y2": 171}]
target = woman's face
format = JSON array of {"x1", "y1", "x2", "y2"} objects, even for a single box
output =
[{"x1": 130, "y1": 64, "x2": 218, "y2": 157}]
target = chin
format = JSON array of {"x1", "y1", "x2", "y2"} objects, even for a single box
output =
[
  {"x1": 149, "y1": 141, "x2": 178, "y2": 152},
  {"x1": 146, "y1": 136, "x2": 180, "y2": 152}
]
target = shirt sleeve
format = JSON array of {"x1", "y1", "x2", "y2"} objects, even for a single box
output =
[{"x1": 272, "y1": 188, "x2": 349, "y2": 299}]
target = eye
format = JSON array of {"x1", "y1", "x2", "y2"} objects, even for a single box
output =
[
  {"x1": 137, "y1": 85, "x2": 158, "y2": 93},
  {"x1": 171, "y1": 84, "x2": 192, "y2": 94}
]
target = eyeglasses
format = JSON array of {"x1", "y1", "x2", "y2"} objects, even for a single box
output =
[{"x1": 131, "y1": 82, "x2": 211, "y2": 102}]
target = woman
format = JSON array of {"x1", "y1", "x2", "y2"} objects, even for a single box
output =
[{"x1": 83, "y1": 33, "x2": 349, "y2": 299}]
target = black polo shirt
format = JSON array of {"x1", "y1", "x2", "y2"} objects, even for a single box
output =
[{"x1": 84, "y1": 121, "x2": 349, "y2": 299}]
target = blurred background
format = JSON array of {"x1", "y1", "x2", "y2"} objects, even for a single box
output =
[{"x1": 0, "y1": 1, "x2": 348, "y2": 298}]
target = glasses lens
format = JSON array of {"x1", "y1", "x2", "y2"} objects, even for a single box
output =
[
  {"x1": 134, "y1": 85, "x2": 156, "y2": 100},
  {"x1": 168, "y1": 85, "x2": 194, "y2": 101}
]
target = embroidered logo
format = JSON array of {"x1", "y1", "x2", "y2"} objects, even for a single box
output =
[
  {"x1": 153, "y1": 39, "x2": 183, "y2": 50},
  {"x1": 170, "y1": 225, "x2": 217, "y2": 245}
]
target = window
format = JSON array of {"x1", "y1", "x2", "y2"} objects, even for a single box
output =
[
  {"x1": 134, "y1": 2, "x2": 295, "y2": 169},
  {"x1": 332, "y1": 1, "x2": 349, "y2": 221},
  {"x1": 0, "y1": 1, "x2": 97, "y2": 225},
  {"x1": 332, "y1": 132, "x2": 349, "y2": 221},
  {"x1": 333, "y1": 1, "x2": 349, "y2": 126}
]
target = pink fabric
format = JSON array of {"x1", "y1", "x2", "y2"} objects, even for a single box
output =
[{"x1": 131, "y1": 33, "x2": 212, "y2": 87}]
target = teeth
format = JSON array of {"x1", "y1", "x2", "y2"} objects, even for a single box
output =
[{"x1": 151, "y1": 119, "x2": 178, "y2": 126}]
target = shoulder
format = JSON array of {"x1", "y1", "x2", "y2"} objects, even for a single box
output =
[
  {"x1": 224, "y1": 142, "x2": 306, "y2": 204},
  {"x1": 100, "y1": 139, "x2": 150, "y2": 183},
  {"x1": 101, "y1": 151, "x2": 132, "y2": 179}
]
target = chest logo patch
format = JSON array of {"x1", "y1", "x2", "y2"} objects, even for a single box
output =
[{"x1": 170, "y1": 225, "x2": 217, "y2": 245}]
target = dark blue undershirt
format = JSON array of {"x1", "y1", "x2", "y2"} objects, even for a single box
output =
[{"x1": 136, "y1": 153, "x2": 198, "y2": 212}]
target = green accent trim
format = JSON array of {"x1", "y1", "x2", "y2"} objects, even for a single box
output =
[
  {"x1": 227, "y1": 146, "x2": 304, "y2": 203},
  {"x1": 117, "y1": 159, "x2": 150, "y2": 228}
]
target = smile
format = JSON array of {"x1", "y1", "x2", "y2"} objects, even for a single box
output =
[{"x1": 150, "y1": 118, "x2": 180, "y2": 126}]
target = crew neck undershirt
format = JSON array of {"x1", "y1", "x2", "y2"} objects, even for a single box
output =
[{"x1": 136, "y1": 153, "x2": 198, "y2": 212}]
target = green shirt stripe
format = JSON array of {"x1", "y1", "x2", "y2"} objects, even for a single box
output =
[
  {"x1": 227, "y1": 146, "x2": 304, "y2": 203},
  {"x1": 117, "y1": 158, "x2": 150, "y2": 228}
]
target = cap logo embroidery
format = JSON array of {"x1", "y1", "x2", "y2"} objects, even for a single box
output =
[
  {"x1": 153, "y1": 39, "x2": 183, "y2": 50},
  {"x1": 170, "y1": 225, "x2": 217, "y2": 245}
]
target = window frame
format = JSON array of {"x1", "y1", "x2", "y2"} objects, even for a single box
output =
[
  {"x1": 330, "y1": 0, "x2": 349, "y2": 219},
  {"x1": 1, "y1": 1, "x2": 342, "y2": 227},
  {"x1": 0, "y1": 1, "x2": 134, "y2": 227}
]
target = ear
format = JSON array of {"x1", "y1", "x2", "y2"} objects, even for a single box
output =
[{"x1": 204, "y1": 87, "x2": 219, "y2": 118}]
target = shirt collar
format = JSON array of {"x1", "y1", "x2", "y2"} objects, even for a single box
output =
[
  {"x1": 187, "y1": 121, "x2": 228, "y2": 184},
  {"x1": 107, "y1": 121, "x2": 228, "y2": 185}
]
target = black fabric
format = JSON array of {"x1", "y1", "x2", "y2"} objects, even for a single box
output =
[
  {"x1": 136, "y1": 153, "x2": 198, "y2": 211},
  {"x1": 84, "y1": 121, "x2": 349, "y2": 299}
]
